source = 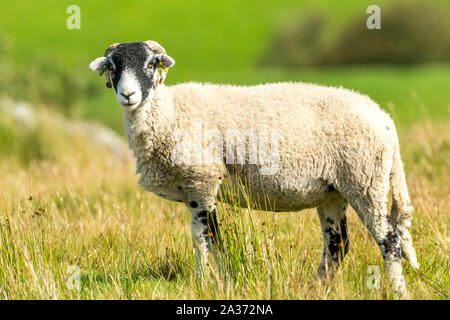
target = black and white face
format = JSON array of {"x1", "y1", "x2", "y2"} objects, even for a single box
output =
[{"x1": 89, "y1": 42, "x2": 175, "y2": 111}]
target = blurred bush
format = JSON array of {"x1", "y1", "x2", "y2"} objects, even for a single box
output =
[
  {"x1": 260, "y1": 11, "x2": 328, "y2": 68},
  {"x1": 262, "y1": 0, "x2": 450, "y2": 67},
  {"x1": 0, "y1": 110, "x2": 49, "y2": 165}
]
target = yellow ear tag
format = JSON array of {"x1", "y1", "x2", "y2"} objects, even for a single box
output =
[{"x1": 158, "y1": 61, "x2": 168, "y2": 73}]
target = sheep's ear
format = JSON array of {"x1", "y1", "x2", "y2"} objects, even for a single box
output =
[
  {"x1": 154, "y1": 54, "x2": 175, "y2": 72},
  {"x1": 89, "y1": 57, "x2": 107, "y2": 73}
]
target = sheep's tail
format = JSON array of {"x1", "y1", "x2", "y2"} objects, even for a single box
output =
[{"x1": 390, "y1": 144, "x2": 419, "y2": 269}]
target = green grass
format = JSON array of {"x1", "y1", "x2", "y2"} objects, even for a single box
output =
[
  {"x1": 2, "y1": 0, "x2": 449, "y2": 69},
  {"x1": 0, "y1": 0, "x2": 386, "y2": 68},
  {"x1": 0, "y1": 1, "x2": 449, "y2": 131}
]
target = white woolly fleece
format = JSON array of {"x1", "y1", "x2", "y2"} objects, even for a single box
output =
[{"x1": 120, "y1": 80, "x2": 416, "y2": 297}]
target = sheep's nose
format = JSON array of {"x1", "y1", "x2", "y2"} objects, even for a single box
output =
[{"x1": 121, "y1": 91, "x2": 135, "y2": 99}]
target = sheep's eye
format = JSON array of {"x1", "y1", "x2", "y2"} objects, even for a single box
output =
[
  {"x1": 147, "y1": 62, "x2": 153, "y2": 69},
  {"x1": 108, "y1": 64, "x2": 114, "y2": 71}
]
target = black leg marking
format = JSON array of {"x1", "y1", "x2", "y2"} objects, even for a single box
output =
[
  {"x1": 198, "y1": 208, "x2": 222, "y2": 251},
  {"x1": 325, "y1": 216, "x2": 350, "y2": 263},
  {"x1": 340, "y1": 216, "x2": 350, "y2": 255},
  {"x1": 378, "y1": 230, "x2": 402, "y2": 260},
  {"x1": 189, "y1": 201, "x2": 198, "y2": 208},
  {"x1": 208, "y1": 209, "x2": 222, "y2": 249}
]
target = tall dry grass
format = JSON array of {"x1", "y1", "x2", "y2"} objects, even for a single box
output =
[{"x1": 0, "y1": 108, "x2": 448, "y2": 299}]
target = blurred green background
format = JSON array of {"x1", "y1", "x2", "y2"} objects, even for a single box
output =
[{"x1": 0, "y1": 0, "x2": 449, "y2": 133}]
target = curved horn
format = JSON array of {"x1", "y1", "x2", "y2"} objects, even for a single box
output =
[
  {"x1": 143, "y1": 40, "x2": 169, "y2": 84},
  {"x1": 143, "y1": 40, "x2": 167, "y2": 55},
  {"x1": 104, "y1": 42, "x2": 120, "y2": 57},
  {"x1": 103, "y1": 43, "x2": 119, "y2": 88}
]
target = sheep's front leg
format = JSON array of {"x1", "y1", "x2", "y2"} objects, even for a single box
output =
[{"x1": 188, "y1": 200, "x2": 223, "y2": 279}]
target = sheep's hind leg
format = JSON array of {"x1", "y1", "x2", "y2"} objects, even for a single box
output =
[
  {"x1": 188, "y1": 200, "x2": 224, "y2": 280},
  {"x1": 317, "y1": 196, "x2": 350, "y2": 279},
  {"x1": 343, "y1": 190, "x2": 407, "y2": 297}
]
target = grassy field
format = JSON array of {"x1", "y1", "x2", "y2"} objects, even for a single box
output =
[
  {"x1": 0, "y1": 0, "x2": 449, "y2": 299},
  {"x1": 0, "y1": 106, "x2": 448, "y2": 299}
]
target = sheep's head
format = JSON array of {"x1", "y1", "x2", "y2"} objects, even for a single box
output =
[{"x1": 89, "y1": 41, "x2": 175, "y2": 110}]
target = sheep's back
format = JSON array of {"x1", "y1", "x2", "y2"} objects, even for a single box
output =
[{"x1": 169, "y1": 82, "x2": 392, "y2": 144}]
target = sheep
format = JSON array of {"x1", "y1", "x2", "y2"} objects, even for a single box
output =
[{"x1": 89, "y1": 40, "x2": 418, "y2": 296}]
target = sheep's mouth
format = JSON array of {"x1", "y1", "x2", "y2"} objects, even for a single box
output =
[{"x1": 121, "y1": 101, "x2": 140, "y2": 108}]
